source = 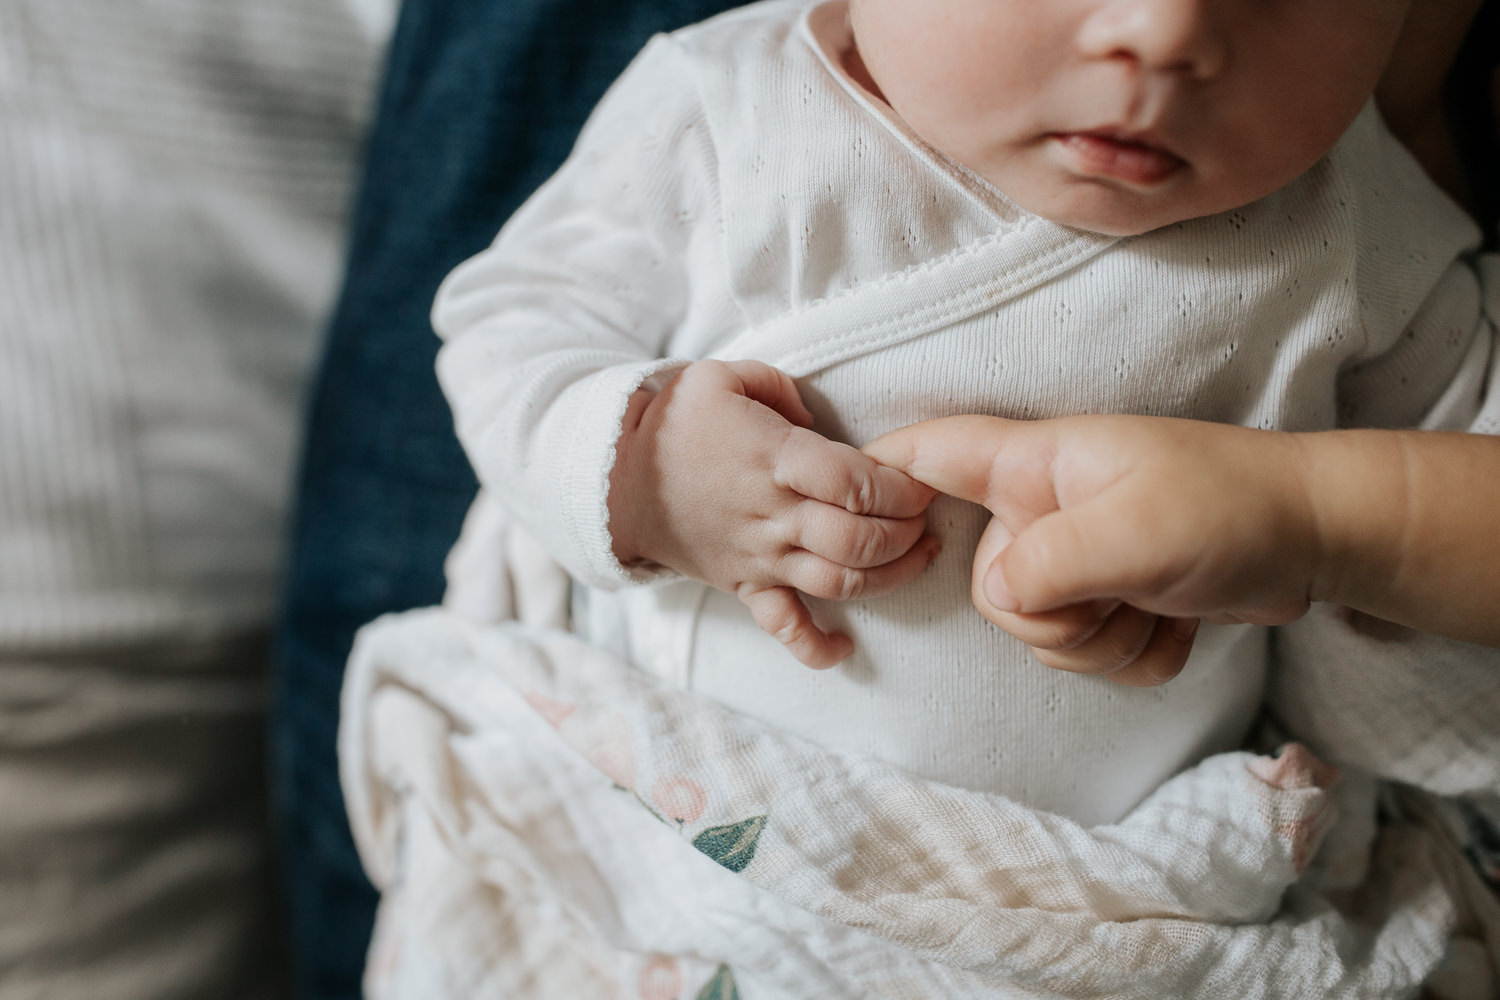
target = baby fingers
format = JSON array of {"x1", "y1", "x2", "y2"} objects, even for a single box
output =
[
  {"x1": 792, "y1": 499, "x2": 928, "y2": 568},
  {"x1": 737, "y1": 585, "x2": 853, "y2": 669},
  {"x1": 776, "y1": 533, "x2": 941, "y2": 602},
  {"x1": 775, "y1": 427, "x2": 935, "y2": 518}
]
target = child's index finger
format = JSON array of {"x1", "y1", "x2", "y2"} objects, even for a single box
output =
[{"x1": 863, "y1": 415, "x2": 1051, "y2": 512}]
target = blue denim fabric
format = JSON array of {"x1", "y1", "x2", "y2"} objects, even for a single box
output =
[{"x1": 271, "y1": 1, "x2": 741, "y2": 997}]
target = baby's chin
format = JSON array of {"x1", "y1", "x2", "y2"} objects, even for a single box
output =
[
  {"x1": 1015, "y1": 191, "x2": 1215, "y2": 236},
  {"x1": 998, "y1": 176, "x2": 1239, "y2": 237}
]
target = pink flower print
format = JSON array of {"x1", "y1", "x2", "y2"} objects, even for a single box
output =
[
  {"x1": 585, "y1": 712, "x2": 637, "y2": 791},
  {"x1": 651, "y1": 775, "x2": 707, "y2": 825},
  {"x1": 1247, "y1": 743, "x2": 1340, "y2": 791},
  {"x1": 636, "y1": 955, "x2": 683, "y2": 1000},
  {"x1": 522, "y1": 690, "x2": 576, "y2": 729}
]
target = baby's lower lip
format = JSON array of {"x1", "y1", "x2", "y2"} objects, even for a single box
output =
[{"x1": 1049, "y1": 132, "x2": 1185, "y2": 186}]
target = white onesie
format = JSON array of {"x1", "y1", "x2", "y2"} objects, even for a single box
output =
[{"x1": 434, "y1": 0, "x2": 1498, "y2": 825}]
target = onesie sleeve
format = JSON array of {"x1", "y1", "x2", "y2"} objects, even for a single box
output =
[
  {"x1": 433, "y1": 36, "x2": 718, "y2": 589},
  {"x1": 1471, "y1": 253, "x2": 1500, "y2": 435},
  {"x1": 1267, "y1": 250, "x2": 1500, "y2": 799}
]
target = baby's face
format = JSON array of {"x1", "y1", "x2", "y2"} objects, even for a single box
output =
[{"x1": 849, "y1": 0, "x2": 1413, "y2": 235}]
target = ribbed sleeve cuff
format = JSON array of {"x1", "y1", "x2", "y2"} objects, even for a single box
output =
[{"x1": 559, "y1": 358, "x2": 689, "y2": 589}]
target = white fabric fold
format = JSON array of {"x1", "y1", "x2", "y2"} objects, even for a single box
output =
[
  {"x1": 342, "y1": 604, "x2": 1499, "y2": 999},
  {"x1": 340, "y1": 509, "x2": 1500, "y2": 999}
]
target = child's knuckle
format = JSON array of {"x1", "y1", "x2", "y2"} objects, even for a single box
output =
[
  {"x1": 851, "y1": 473, "x2": 877, "y2": 514},
  {"x1": 851, "y1": 522, "x2": 886, "y2": 566},
  {"x1": 834, "y1": 567, "x2": 865, "y2": 602},
  {"x1": 1051, "y1": 618, "x2": 1099, "y2": 651},
  {"x1": 800, "y1": 564, "x2": 834, "y2": 599},
  {"x1": 771, "y1": 617, "x2": 804, "y2": 646}
]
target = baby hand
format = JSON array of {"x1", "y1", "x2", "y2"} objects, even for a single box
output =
[
  {"x1": 610, "y1": 360, "x2": 939, "y2": 669},
  {"x1": 866, "y1": 414, "x2": 1323, "y2": 685}
]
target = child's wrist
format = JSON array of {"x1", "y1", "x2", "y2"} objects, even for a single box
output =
[
  {"x1": 607, "y1": 386, "x2": 660, "y2": 567},
  {"x1": 1298, "y1": 430, "x2": 1410, "y2": 612}
]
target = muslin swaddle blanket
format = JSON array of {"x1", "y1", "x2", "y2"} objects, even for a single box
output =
[{"x1": 340, "y1": 493, "x2": 1500, "y2": 1000}]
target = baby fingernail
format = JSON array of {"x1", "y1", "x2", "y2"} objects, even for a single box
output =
[{"x1": 983, "y1": 563, "x2": 1021, "y2": 612}]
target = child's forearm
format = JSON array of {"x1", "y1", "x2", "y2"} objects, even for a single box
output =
[{"x1": 1303, "y1": 429, "x2": 1500, "y2": 645}]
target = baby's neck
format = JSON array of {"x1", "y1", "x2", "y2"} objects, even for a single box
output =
[{"x1": 839, "y1": 31, "x2": 886, "y2": 104}]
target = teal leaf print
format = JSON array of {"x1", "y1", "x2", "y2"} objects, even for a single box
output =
[
  {"x1": 691, "y1": 816, "x2": 766, "y2": 874},
  {"x1": 694, "y1": 964, "x2": 740, "y2": 1000}
]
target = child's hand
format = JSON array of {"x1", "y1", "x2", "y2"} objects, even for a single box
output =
[
  {"x1": 865, "y1": 415, "x2": 1325, "y2": 685},
  {"x1": 610, "y1": 360, "x2": 939, "y2": 669}
]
